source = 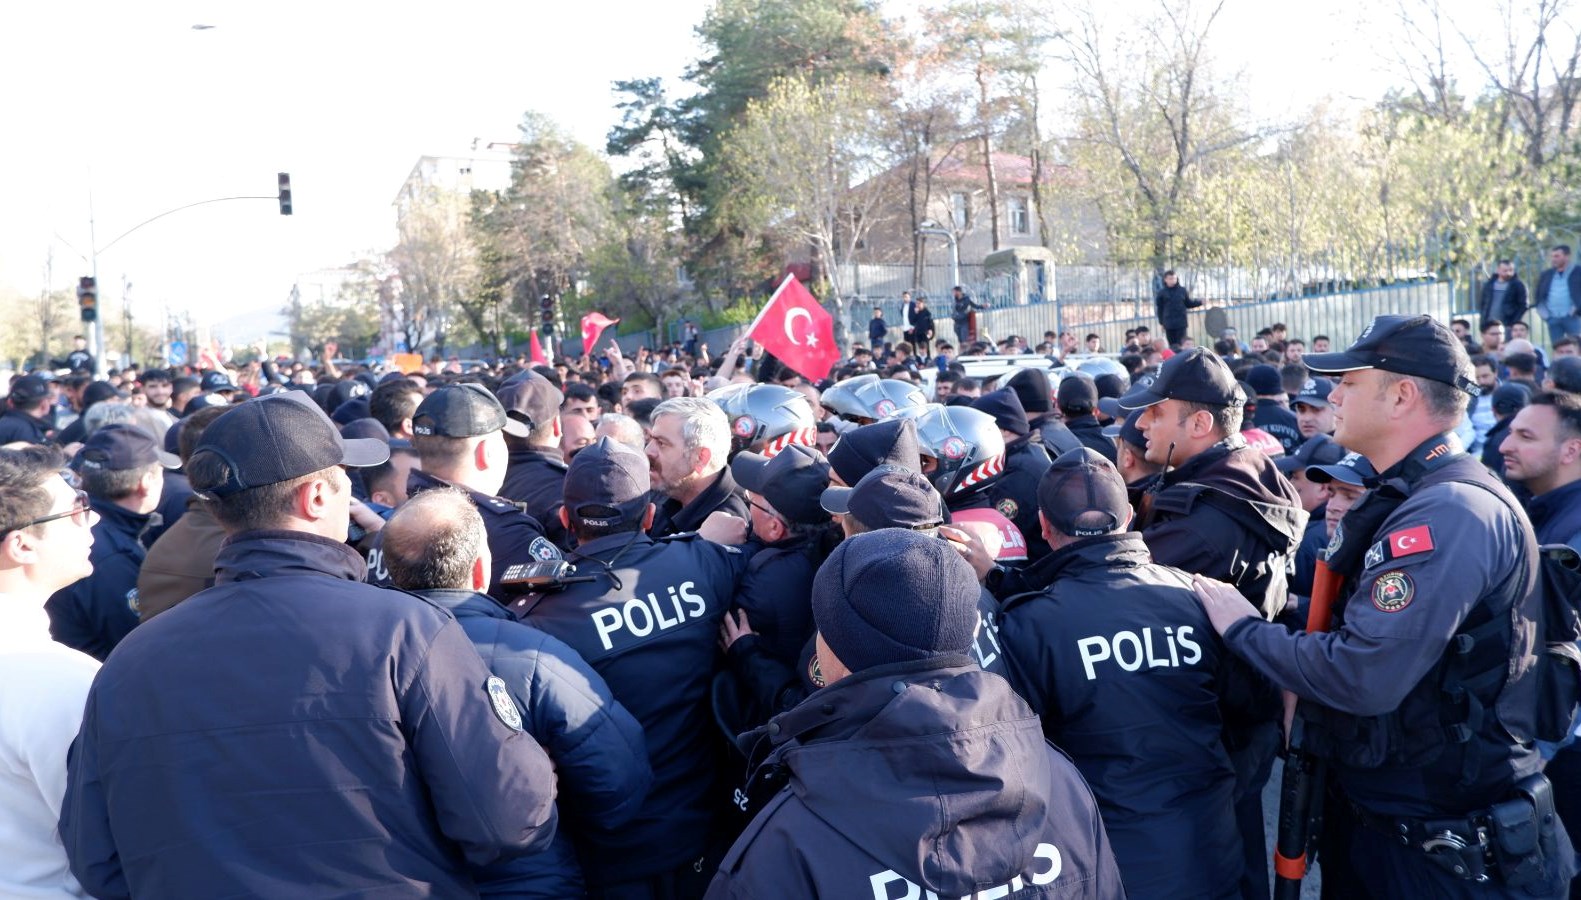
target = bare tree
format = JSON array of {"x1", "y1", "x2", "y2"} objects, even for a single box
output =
[{"x1": 1452, "y1": 0, "x2": 1580, "y2": 165}]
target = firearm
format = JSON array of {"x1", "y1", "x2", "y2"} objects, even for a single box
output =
[{"x1": 1273, "y1": 559, "x2": 1341, "y2": 899}]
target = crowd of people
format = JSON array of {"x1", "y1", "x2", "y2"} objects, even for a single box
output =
[{"x1": 2, "y1": 285, "x2": 1581, "y2": 898}]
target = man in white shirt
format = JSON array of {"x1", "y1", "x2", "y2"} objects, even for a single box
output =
[{"x1": 0, "y1": 445, "x2": 101, "y2": 898}]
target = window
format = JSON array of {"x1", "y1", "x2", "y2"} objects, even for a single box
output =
[
  {"x1": 1009, "y1": 196, "x2": 1029, "y2": 235},
  {"x1": 951, "y1": 192, "x2": 968, "y2": 229}
]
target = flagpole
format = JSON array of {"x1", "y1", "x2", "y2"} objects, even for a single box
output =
[{"x1": 745, "y1": 273, "x2": 798, "y2": 338}]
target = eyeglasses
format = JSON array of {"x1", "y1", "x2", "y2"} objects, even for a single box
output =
[
  {"x1": 746, "y1": 497, "x2": 786, "y2": 524},
  {"x1": 8, "y1": 489, "x2": 96, "y2": 533}
]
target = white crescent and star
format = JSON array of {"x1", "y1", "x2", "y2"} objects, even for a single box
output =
[{"x1": 784, "y1": 307, "x2": 817, "y2": 347}]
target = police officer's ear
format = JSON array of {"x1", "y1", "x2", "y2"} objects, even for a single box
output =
[
  {"x1": 1036, "y1": 510, "x2": 1056, "y2": 547},
  {"x1": 641, "y1": 503, "x2": 655, "y2": 532},
  {"x1": 558, "y1": 507, "x2": 570, "y2": 533},
  {"x1": 471, "y1": 554, "x2": 488, "y2": 592}
]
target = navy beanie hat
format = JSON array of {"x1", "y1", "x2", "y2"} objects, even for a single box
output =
[
  {"x1": 971, "y1": 388, "x2": 1030, "y2": 437},
  {"x1": 812, "y1": 528, "x2": 980, "y2": 673},
  {"x1": 826, "y1": 417, "x2": 923, "y2": 486}
]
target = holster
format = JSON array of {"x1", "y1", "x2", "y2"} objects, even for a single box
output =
[{"x1": 1486, "y1": 773, "x2": 1553, "y2": 888}]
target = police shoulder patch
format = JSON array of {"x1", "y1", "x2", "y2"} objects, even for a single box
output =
[
  {"x1": 1372, "y1": 570, "x2": 1414, "y2": 613},
  {"x1": 996, "y1": 498, "x2": 1019, "y2": 520},
  {"x1": 486, "y1": 676, "x2": 524, "y2": 731},
  {"x1": 528, "y1": 536, "x2": 561, "y2": 561}
]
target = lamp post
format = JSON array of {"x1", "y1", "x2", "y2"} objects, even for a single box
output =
[{"x1": 916, "y1": 220, "x2": 960, "y2": 292}]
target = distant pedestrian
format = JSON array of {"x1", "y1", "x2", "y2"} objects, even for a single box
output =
[{"x1": 1154, "y1": 270, "x2": 1201, "y2": 348}]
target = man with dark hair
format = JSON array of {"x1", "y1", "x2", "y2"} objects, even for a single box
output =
[
  {"x1": 0, "y1": 445, "x2": 100, "y2": 898},
  {"x1": 621, "y1": 372, "x2": 664, "y2": 409},
  {"x1": 369, "y1": 379, "x2": 423, "y2": 441},
  {"x1": 1502, "y1": 391, "x2": 1581, "y2": 550},
  {"x1": 517, "y1": 438, "x2": 749, "y2": 898},
  {"x1": 60, "y1": 391, "x2": 560, "y2": 897},
  {"x1": 382, "y1": 488, "x2": 652, "y2": 897},
  {"x1": 1482, "y1": 383, "x2": 1532, "y2": 476},
  {"x1": 1481, "y1": 259, "x2": 1529, "y2": 330},
  {"x1": 1535, "y1": 244, "x2": 1581, "y2": 341},
  {"x1": 1154, "y1": 269, "x2": 1200, "y2": 348},
  {"x1": 562, "y1": 381, "x2": 601, "y2": 420},
  {"x1": 1554, "y1": 335, "x2": 1580, "y2": 359},
  {"x1": 705, "y1": 528, "x2": 1123, "y2": 899},
  {"x1": 0, "y1": 375, "x2": 56, "y2": 445},
  {"x1": 1504, "y1": 350, "x2": 1540, "y2": 390},
  {"x1": 998, "y1": 449, "x2": 1241, "y2": 898},
  {"x1": 1198, "y1": 314, "x2": 1573, "y2": 897},
  {"x1": 44, "y1": 425, "x2": 176, "y2": 660},
  {"x1": 1103, "y1": 410, "x2": 1161, "y2": 485},
  {"x1": 136, "y1": 405, "x2": 231, "y2": 621},
  {"x1": 169, "y1": 375, "x2": 202, "y2": 415}
]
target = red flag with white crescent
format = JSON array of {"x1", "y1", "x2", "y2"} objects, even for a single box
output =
[
  {"x1": 529, "y1": 329, "x2": 546, "y2": 364},
  {"x1": 581, "y1": 312, "x2": 619, "y2": 356},
  {"x1": 747, "y1": 274, "x2": 840, "y2": 381}
]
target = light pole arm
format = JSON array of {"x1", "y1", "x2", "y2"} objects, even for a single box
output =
[{"x1": 98, "y1": 195, "x2": 276, "y2": 256}]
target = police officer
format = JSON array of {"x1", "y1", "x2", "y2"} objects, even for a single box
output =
[
  {"x1": 998, "y1": 449, "x2": 1243, "y2": 899},
  {"x1": 366, "y1": 383, "x2": 561, "y2": 599},
  {"x1": 705, "y1": 528, "x2": 1124, "y2": 899},
  {"x1": 1006, "y1": 367, "x2": 1081, "y2": 456},
  {"x1": 381, "y1": 488, "x2": 652, "y2": 898},
  {"x1": 825, "y1": 415, "x2": 923, "y2": 486},
  {"x1": 1247, "y1": 364, "x2": 1303, "y2": 454},
  {"x1": 1193, "y1": 314, "x2": 1576, "y2": 898},
  {"x1": 729, "y1": 444, "x2": 835, "y2": 664},
  {"x1": 60, "y1": 391, "x2": 559, "y2": 897},
  {"x1": 1277, "y1": 434, "x2": 1347, "y2": 602},
  {"x1": 514, "y1": 438, "x2": 749, "y2": 898},
  {"x1": 44, "y1": 424, "x2": 176, "y2": 660},
  {"x1": 973, "y1": 387, "x2": 1053, "y2": 561},
  {"x1": 1056, "y1": 375, "x2": 1118, "y2": 462},
  {"x1": 1118, "y1": 347, "x2": 1307, "y2": 900},
  {"x1": 497, "y1": 370, "x2": 570, "y2": 548},
  {"x1": 1293, "y1": 376, "x2": 1337, "y2": 443},
  {"x1": 0, "y1": 375, "x2": 57, "y2": 445}
]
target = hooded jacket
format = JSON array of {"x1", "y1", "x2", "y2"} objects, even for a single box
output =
[
  {"x1": 706, "y1": 657, "x2": 1124, "y2": 899},
  {"x1": 61, "y1": 531, "x2": 559, "y2": 898}
]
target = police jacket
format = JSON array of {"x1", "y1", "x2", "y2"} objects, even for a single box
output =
[
  {"x1": 143, "y1": 469, "x2": 192, "y2": 546},
  {"x1": 1154, "y1": 283, "x2": 1199, "y2": 328},
  {"x1": 1136, "y1": 433, "x2": 1307, "y2": 619},
  {"x1": 1529, "y1": 478, "x2": 1581, "y2": 551},
  {"x1": 136, "y1": 496, "x2": 225, "y2": 622},
  {"x1": 500, "y1": 446, "x2": 569, "y2": 549},
  {"x1": 0, "y1": 408, "x2": 53, "y2": 445},
  {"x1": 985, "y1": 437, "x2": 1052, "y2": 562},
  {"x1": 649, "y1": 466, "x2": 750, "y2": 538},
  {"x1": 1224, "y1": 436, "x2": 1545, "y2": 818},
  {"x1": 1035, "y1": 416, "x2": 1084, "y2": 458},
  {"x1": 705, "y1": 657, "x2": 1125, "y2": 899},
  {"x1": 514, "y1": 530, "x2": 749, "y2": 886},
  {"x1": 368, "y1": 469, "x2": 560, "y2": 602},
  {"x1": 734, "y1": 532, "x2": 821, "y2": 664},
  {"x1": 1065, "y1": 413, "x2": 1117, "y2": 463},
  {"x1": 998, "y1": 533, "x2": 1242, "y2": 900},
  {"x1": 1290, "y1": 512, "x2": 1328, "y2": 599},
  {"x1": 1252, "y1": 399, "x2": 1302, "y2": 455},
  {"x1": 419, "y1": 588, "x2": 652, "y2": 899},
  {"x1": 60, "y1": 530, "x2": 559, "y2": 898},
  {"x1": 1480, "y1": 275, "x2": 1528, "y2": 327},
  {"x1": 45, "y1": 498, "x2": 155, "y2": 661}
]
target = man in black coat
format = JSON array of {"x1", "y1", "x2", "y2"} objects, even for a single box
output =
[
  {"x1": 999, "y1": 449, "x2": 1243, "y2": 899},
  {"x1": 383, "y1": 489, "x2": 652, "y2": 899},
  {"x1": 497, "y1": 370, "x2": 571, "y2": 549},
  {"x1": 1154, "y1": 269, "x2": 1201, "y2": 348},
  {"x1": 0, "y1": 375, "x2": 56, "y2": 445},
  {"x1": 1480, "y1": 259, "x2": 1528, "y2": 330},
  {"x1": 705, "y1": 528, "x2": 1124, "y2": 899},
  {"x1": 730, "y1": 445, "x2": 834, "y2": 664},
  {"x1": 903, "y1": 294, "x2": 935, "y2": 348}
]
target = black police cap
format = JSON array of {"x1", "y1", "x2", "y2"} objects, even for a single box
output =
[
  {"x1": 1303, "y1": 315, "x2": 1480, "y2": 396},
  {"x1": 1117, "y1": 348, "x2": 1243, "y2": 410},
  {"x1": 188, "y1": 391, "x2": 389, "y2": 498},
  {"x1": 412, "y1": 384, "x2": 507, "y2": 438}
]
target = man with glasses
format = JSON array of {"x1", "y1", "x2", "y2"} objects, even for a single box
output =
[
  {"x1": 45, "y1": 424, "x2": 177, "y2": 661},
  {"x1": 0, "y1": 445, "x2": 101, "y2": 897}
]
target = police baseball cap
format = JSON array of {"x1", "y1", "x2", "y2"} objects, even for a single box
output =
[
  {"x1": 812, "y1": 528, "x2": 980, "y2": 673},
  {"x1": 186, "y1": 392, "x2": 232, "y2": 413},
  {"x1": 1056, "y1": 375, "x2": 1098, "y2": 415},
  {"x1": 1549, "y1": 356, "x2": 1581, "y2": 394},
  {"x1": 329, "y1": 379, "x2": 369, "y2": 412},
  {"x1": 340, "y1": 417, "x2": 392, "y2": 443},
  {"x1": 732, "y1": 444, "x2": 832, "y2": 525},
  {"x1": 188, "y1": 391, "x2": 389, "y2": 498},
  {"x1": 1303, "y1": 315, "x2": 1480, "y2": 396},
  {"x1": 201, "y1": 370, "x2": 238, "y2": 393},
  {"x1": 1306, "y1": 450, "x2": 1377, "y2": 487},
  {"x1": 1275, "y1": 434, "x2": 1346, "y2": 475},
  {"x1": 8, "y1": 374, "x2": 50, "y2": 407},
  {"x1": 562, "y1": 437, "x2": 650, "y2": 526},
  {"x1": 826, "y1": 417, "x2": 922, "y2": 486},
  {"x1": 1102, "y1": 409, "x2": 1147, "y2": 450},
  {"x1": 1292, "y1": 376, "x2": 1334, "y2": 408},
  {"x1": 412, "y1": 384, "x2": 507, "y2": 438},
  {"x1": 1097, "y1": 374, "x2": 1152, "y2": 420},
  {"x1": 72, "y1": 423, "x2": 180, "y2": 472},
  {"x1": 1036, "y1": 447, "x2": 1130, "y2": 537},
  {"x1": 820, "y1": 464, "x2": 946, "y2": 530},
  {"x1": 497, "y1": 370, "x2": 564, "y2": 438},
  {"x1": 1117, "y1": 349, "x2": 1242, "y2": 410}
]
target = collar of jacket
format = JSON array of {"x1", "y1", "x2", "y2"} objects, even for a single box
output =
[
  {"x1": 663, "y1": 466, "x2": 739, "y2": 530},
  {"x1": 406, "y1": 468, "x2": 502, "y2": 510},
  {"x1": 88, "y1": 495, "x2": 158, "y2": 544},
  {"x1": 1161, "y1": 433, "x2": 1248, "y2": 487},
  {"x1": 573, "y1": 529, "x2": 656, "y2": 560},
  {"x1": 1012, "y1": 531, "x2": 1150, "y2": 593},
  {"x1": 510, "y1": 446, "x2": 568, "y2": 472},
  {"x1": 760, "y1": 655, "x2": 977, "y2": 751},
  {"x1": 213, "y1": 529, "x2": 369, "y2": 585},
  {"x1": 1529, "y1": 478, "x2": 1581, "y2": 533},
  {"x1": 1373, "y1": 433, "x2": 1461, "y2": 486},
  {"x1": 416, "y1": 588, "x2": 508, "y2": 620}
]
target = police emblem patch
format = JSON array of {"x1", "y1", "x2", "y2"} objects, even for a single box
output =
[
  {"x1": 1364, "y1": 541, "x2": 1384, "y2": 570},
  {"x1": 528, "y1": 536, "x2": 560, "y2": 561},
  {"x1": 996, "y1": 498, "x2": 1018, "y2": 520},
  {"x1": 941, "y1": 436, "x2": 968, "y2": 459},
  {"x1": 732, "y1": 415, "x2": 757, "y2": 438},
  {"x1": 1372, "y1": 571, "x2": 1414, "y2": 613},
  {"x1": 125, "y1": 588, "x2": 140, "y2": 613},
  {"x1": 874, "y1": 399, "x2": 897, "y2": 418},
  {"x1": 486, "y1": 676, "x2": 523, "y2": 731},
  {"x1": 1325, "y1": 522, "x2": 1344, "y2": 558},
  {"x1": 806, "y1": 653, "x2": 826, "y2": 689}
]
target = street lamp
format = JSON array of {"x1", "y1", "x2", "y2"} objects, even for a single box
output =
[{"x1": 916, "y1": 220, "x2": 960, "y2": 292}]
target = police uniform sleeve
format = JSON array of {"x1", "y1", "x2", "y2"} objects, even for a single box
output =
[
  {"x1": 1223, "y1": 485, "x2": 1518, "y2": 717},
  {"x1": 60, "y1": 688, "x2": 130, "y2": 900},
  {"x1": 399, "y1": 616, "x2": 560, "y2": 866},
  {"x1": 995, "y1": 599, "x2": 1064, "y2": 725},
  {"x1": 519, "y1": 629, "x2": 653, "y2": 830}
]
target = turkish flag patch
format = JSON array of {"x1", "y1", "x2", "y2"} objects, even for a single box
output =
[{"x1": 1387, "y1": 526, "x2": 1434, "y2": 558}]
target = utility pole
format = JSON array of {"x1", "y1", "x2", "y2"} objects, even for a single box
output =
[{"x1": 122, "y1": 276, "x2": 134, "y2": 366}]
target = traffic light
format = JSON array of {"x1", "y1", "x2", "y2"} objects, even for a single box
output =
[
  {"x1": 76, "y1": 276, "x2": 98, "y2": 322},
  {"x1": 277, "y1": 172, "x2": 292, "y2": 215},
  {"x1": 539, "y1": 294, "x2": 555, "y2": 336}
]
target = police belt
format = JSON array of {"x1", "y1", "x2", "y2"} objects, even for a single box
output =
[{"x1": 1350, "y1": 773, "x2": 1554, "y2": 887}]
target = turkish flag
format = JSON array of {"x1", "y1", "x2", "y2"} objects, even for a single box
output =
[
  {"x1": 748, "y1": 275, "x2": 840, "y2": 381},
  {"x1": 529, "y1": 329, "x2": 546, "y2": 364},
  {"x1": 581, "y1": 312, "x2": 619, "y2": 356}
]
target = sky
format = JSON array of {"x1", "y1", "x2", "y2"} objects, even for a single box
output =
[{"x1": 0, "y1": 0, "x2": 1465, "y2": 342}]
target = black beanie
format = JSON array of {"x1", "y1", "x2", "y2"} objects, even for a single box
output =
[
  {"x1": 971, "y1": 388, "x2": 1030, "y2": 437},
  {"x1": 1006, "y1": 368, "x2": 1053, "y2": 415}
]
